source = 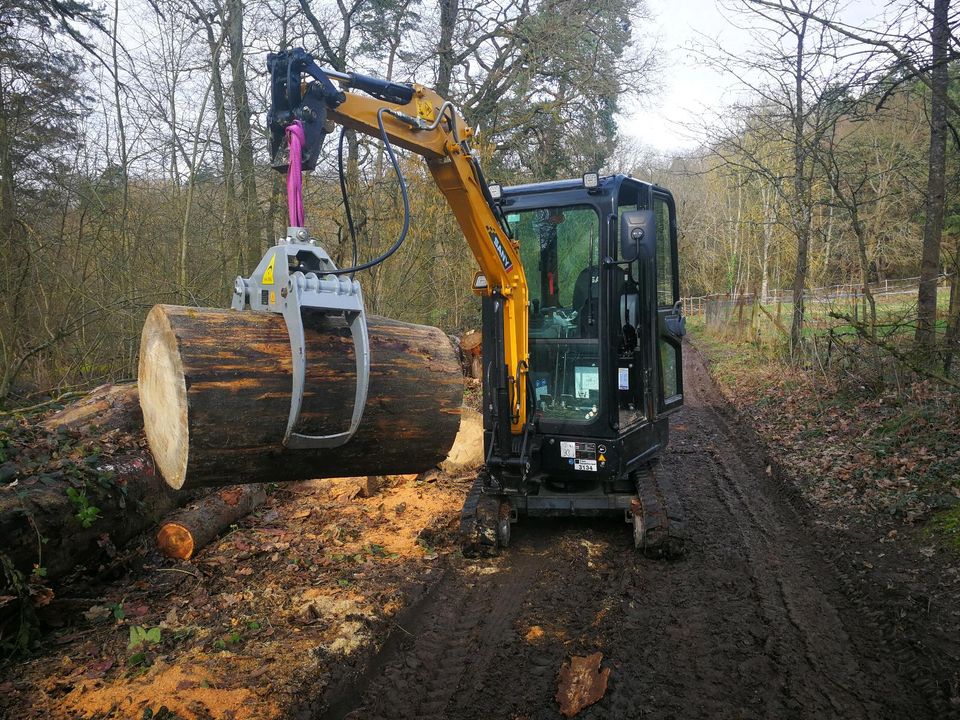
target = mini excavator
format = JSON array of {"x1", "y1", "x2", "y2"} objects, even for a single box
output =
[{"x1": 232, "y1": 48, "x2": 687, "y2": 555}]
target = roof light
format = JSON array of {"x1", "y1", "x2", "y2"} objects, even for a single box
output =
[
  {"x1": 488, "y1": 183, "x2": 503, "y2": 201},
  {"x1": 583, "y1": 172, "x2": 599, "y2": 189}
]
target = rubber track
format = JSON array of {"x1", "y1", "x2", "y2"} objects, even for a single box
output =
[
  {"x1": 459, "y1": 474, "x2": 499, "y2": 556},
  {"x1": 635, "y1": 463, "x2": 687, "y2": 558}
]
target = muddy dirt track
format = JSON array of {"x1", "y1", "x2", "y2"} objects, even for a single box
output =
[{"x1": 318, "y1": 347, "x2": 947, "y2": 720}]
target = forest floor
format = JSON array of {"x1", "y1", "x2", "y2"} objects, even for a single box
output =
[{"x1": 1, "y1": 339, "x2": 959, "y2": 719}]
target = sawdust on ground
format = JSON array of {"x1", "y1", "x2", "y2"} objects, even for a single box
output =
[
  {"x1": 3, "y1": 470, "x2": 474, "y2": 720},
  {"x1": 55, "y1": 651, "x2": 278, "y2": 720}
]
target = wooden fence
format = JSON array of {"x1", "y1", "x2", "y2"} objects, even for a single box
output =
[{"x1": 681, "y1": 274, "x2": 951, "y2": 318}]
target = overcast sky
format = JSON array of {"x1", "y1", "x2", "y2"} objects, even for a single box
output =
[{"x1": 629, "y1": 0, "x2": 891, "y2": 154}]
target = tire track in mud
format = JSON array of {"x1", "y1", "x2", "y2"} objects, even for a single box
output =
[
  {"x1": 692, "y1": 421, "x2": 874, "y2": 717},
  {"x1": 333, "y1": 545, "x2": 544, "y2": 720},
  {"x1": 689, "y1": 358, "x2": 900, "y2": 718},
  {"x1": 317, "y1": 343, "x2": 943, "y2": 720},
  {"x1": 684, "y1": 347, "x2": 937, "y2": 719},
  {"x1": 687, "y1": 346, "x2": 955, "y2": 718}
]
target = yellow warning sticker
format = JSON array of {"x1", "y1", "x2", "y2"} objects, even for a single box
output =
[
  {"x1": 269, "y1": 291, "x2": 276, "y2": 304},
  {"x1": 263, "y1": 255, "x2": 276, "y2": 285},
  {"x1": 416, "y1": 99, "x2": 436, "y2": 122},
  {"x1": 598, "y1": 454, "x2": 606, "y2": 463}
]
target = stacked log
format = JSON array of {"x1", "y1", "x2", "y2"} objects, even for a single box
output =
[{"x1": 459, "y1": 330, "x2": 482, "y2": 379}]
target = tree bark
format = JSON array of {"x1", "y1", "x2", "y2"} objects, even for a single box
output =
[
  {"x1": 226, "y1": 0, "x2": 260, "y2": 265},
  {"x1": 0, "y1": 385, "x2": 191, "y2": 581},
  {"x1": 915, "y1": 0, "x2": 950, "y2": 348},
  {"x1": 156, "y1": 484, "x2": 267, "y2": 560},
  {"x1": 436, "y1": 0, "x2": 459, "y2": 97},
  {"x1": 789, "y1": 14, "x2": 811, "y2": 356},
  {"x1": 943, "y1": 238, "x2": 960, "y2": 374},
  {"x1": 200, "y1": 7, "x2": 237, "y2": 252},
  {"x1": 138, "y1": 305, "x2": 463, "y2": 491}
]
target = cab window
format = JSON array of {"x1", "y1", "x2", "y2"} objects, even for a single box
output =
[{"x1": 510, "y1": 205, "x2": 601, "y2": 423}]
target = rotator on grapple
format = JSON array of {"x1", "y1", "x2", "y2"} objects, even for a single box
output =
[{"x1": 232, "y1": 47, "x2": 688, "y2": 555}]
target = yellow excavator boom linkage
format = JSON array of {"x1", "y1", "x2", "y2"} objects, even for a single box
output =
[{"x1": 328, "y1": 86, "x2": 529, "y2": 432}]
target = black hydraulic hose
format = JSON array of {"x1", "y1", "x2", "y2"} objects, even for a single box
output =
[
  {"x1": 337, "y1": 127, "x2": 359, "y2": 277},
  {"x1": 468, "y1": 150, "x2": 513, "y2": 240},
  {"x1": 329, "y1": 107, "x2": 410, "y2": 276}
]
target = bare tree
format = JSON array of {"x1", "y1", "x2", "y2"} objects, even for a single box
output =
[
  {"x1": 226, "y1": 0, "x2": 260, "y2": 265},
  {"x1": 701, "y1": 0, "x2": 844, "y2": 354},
  {"x1": 916, "y1": 0, "x2": 950, "y2": 347},
  {"x1": 747, "y1": 0, "x2": 958, "y2": 351}
]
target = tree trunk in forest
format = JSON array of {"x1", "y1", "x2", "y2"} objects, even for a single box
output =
[
  {"x1": 226, "y1": 0, "x2": 260, "y2": 266},
  {"x1": 436, "y1": 0, "x2": 459, "y2": 97},
  {"x1": 0, "y1": 384, "x2": 191, "y2": 581},
  {"x1": 340, "y1": 130, "x2": 366, "y2": 266},
  {"x1": 206, "y1": 16, "x2": 237, "y2": 246},
  {"x1": 915, "y1": 0, "x2": 950, "y2": 348},
  {"x1": 760, "y1": 183, "x2": 772, "y2": 302},
  {"x1": 789, "y1": 15, "x2": 811, "y2": 356},
  {"x1": 156, "y1": 484, "x2": 267, "y2": 560},
  {"x1": 0, "y1": 84, "x2": 15, "y2": 248},
  {"x1": 943, "y1": 239, "x2": 960, "y2": 374},
  {"x1": 138, "y1": 305, "x2": 463, "y2": 491}
]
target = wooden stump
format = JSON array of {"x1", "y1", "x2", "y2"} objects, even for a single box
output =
[{"x1": 138, "y1": 305, "x2": 463, "y2": 490}]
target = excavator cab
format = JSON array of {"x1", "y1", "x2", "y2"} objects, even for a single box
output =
[{"x1": 475, "y1": 174, "x2": 686, "y2": 554}]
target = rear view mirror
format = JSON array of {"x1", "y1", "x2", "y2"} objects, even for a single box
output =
[{"x1": 619, "y1": 210, "x2": 655, "y2": 263}]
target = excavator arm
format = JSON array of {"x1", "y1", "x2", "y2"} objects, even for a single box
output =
[{"x1": 265, "y1": 49, "x2": 529, "y2": 435}]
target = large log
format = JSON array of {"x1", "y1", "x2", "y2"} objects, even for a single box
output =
[
  {"x1": 138, "y1": 305, "x2": 463, "y2": 491},
  {"x1": 0, "y1": 385, "x2": 190, "y2": 581}
]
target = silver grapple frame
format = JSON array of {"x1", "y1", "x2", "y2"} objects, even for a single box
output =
[{"x1": 231, "y1": 226, "x2": 369, "y2": 449}]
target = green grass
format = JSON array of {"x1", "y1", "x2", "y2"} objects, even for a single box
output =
[{"x1": 926, "y1": 505, "x2": 960, "y2": 552}]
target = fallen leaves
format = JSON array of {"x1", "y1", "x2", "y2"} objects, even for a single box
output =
[
  {"x1": 83, "y1": 605, "x2": 112, "y2": 623},
  {"x1": 698, "y1": 337, "x2": 960, "y2": 527},
  {"x1": 556, "y1": 652, "x2": 610, "y2": 718},
  {"x1": 3, "y1": 463, "x2": 470, "y2": 720},
  {"x1": 523, "y1": 626, "x2": 545, "y2": 643}
]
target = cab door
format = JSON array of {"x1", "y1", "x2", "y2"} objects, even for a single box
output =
[{"x1": 651, "y1": 190, "x2": 684, "y2": 414}]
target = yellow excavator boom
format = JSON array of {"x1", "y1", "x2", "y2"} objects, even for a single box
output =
[{"x1": 327, "y1": 84, "x2": 529, "y2": 431}]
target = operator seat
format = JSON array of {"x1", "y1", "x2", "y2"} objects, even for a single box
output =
[{"x1": 572, "y1": 266, "x2": 600, "y2": 337}]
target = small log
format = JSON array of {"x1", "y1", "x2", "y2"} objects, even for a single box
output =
[
  {"x1": 0, "y1": 384, "x2": 191, "y2": 582},
  {"x1": 156, "y1": 485, "x2": 267, "y2": 560},
  {"x1": 138, "y1": 305, "x2": 463, "y2": 491}
]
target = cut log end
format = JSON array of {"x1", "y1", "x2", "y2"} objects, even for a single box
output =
[
  {"x1": 138, "y1": 305, "x2": 189, "y2": 490},
  {"x1": 156, "y1": 522, "x2": 195, "y2": 560}
]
